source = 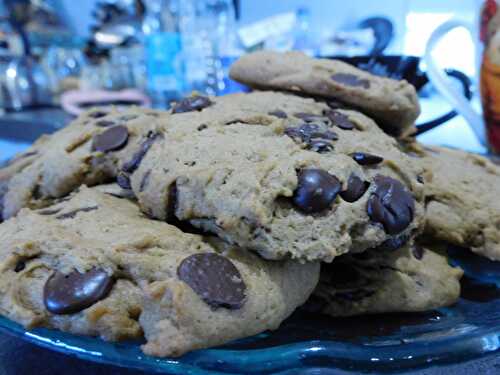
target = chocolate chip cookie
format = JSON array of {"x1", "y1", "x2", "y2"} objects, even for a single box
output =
[
  {"x1": 0, "y1": 186, "x2": 319, "y2": 357},
  {"x1": 126, "y1": 91, "x2": 425, "y2": 261},
  {"x1": 412, "y1": 144, "x2": 500, "y2": 261},
  {"x1": 309, "y1": 241, "x2": 463, "y2": 316},
  {"x1": 229, "y1": 51, "x2": 420, "y2": 137},
  {"x1": 0, "y1": 106, "x2": 166, "y2": 221}
]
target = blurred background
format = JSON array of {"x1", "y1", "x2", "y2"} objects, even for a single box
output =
[{"x1": 0, "y1": 0, "x2": 485, "y2": 159}]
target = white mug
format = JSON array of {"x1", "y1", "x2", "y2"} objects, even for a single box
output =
[
  {"x1": 424, "y1": 19, "x2": 486, "y2": 146},
  {"x1": 424, "y1": 0, "x2": 500, "y2": 152}
]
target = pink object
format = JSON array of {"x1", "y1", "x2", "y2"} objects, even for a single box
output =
[{"x1": 61, "y1": 89, "x2": 151, "y2": 116}]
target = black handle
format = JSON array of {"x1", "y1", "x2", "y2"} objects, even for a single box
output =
[{"x1": 415, "y1": 69, "x2": 473, "y2": 136}]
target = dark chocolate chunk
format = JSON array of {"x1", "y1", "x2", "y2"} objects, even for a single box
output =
[
  {"x1": 331, "y1": 73, "x2": 370, "y2": 89},
  {"x1": 14, "y1": 260, "x2": 25, "y2": 272},
  {"x1": 122, "y1": 132, "x2": 159, "y2": 173},
  {"x1": 166, "y1": 182, "x2": 178, "y2": 220},
  {"x1": 308, "y1": 139, "x2": 333, "y2": 153},
  {"x1": 172, "y1": 95, "x2": 213, "y2": 114},
  {"x1": 55, "y1": 206, "x2": 98, "y2": 220},
  {"x1": 318, "y1": 130, "x2": 339, "y2": 140},
  {"x1": 292, "y1": 169, "x2": 341, "y2": 214},
  {"x1": 88, "y1": 111, "x2": 107, "y2": 119},
  {"x1": 44, "y1": 268, "x2": 114, "y2": 315},
  {"x1": 117, "y1": 172, "x2": 131, "y2": 190},
  {"x1": 325, "y1": 110, "x2": 355, "y2": 130},
  {"x1": 367, "y1": 175, "x2": 415, "y2": 235},
  {"x1": 38, "y1": 208, "x2": 62, "y2": 216},
  {"x1": 95, "y1": 120, "x2": 115, "y2": 127},
  {"x1": 268, "y1": 110, "x2": 288, "y2": 119},
  {"x1": 325, "y1": 100, "x2": 348, "y2": 110},
  {"x1": 197, "y1": 124, "x2": 208, "y2": 131},
  {"x1": 412, "y1": 245, "x2": 424, "y2": 260},
  {"x1": 340, "y1": 174, "x2": 370, "y2": 203},
  {"x1": 177, "y1": 253, "x2": 246, "y2": 309},
  {"x1": 375, "y1": 233, "x2": 410, "y2": 251},
  {"x1": 417, "y1": 175, "x2": 424, "y2": 184},
  {"x1": 92, "y1": 126, "x2": 129, "y2": 153},
  {"x1": 351, "y1": 152, "x2": 384, "y2": 166}
]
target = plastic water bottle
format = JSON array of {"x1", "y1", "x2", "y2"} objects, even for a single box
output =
[
  {"x1": 293, "y1": 6, "x2": 316, "y2": 56},
  {"x1": 207, "y1": 0, "x2": 244, "y2": 95},
  {"x1": 178, "y1": 0, "x2": 219, "y2": 95},
  {"x1": 143, "y1": 0, "x2": 184, "y2": 107}
]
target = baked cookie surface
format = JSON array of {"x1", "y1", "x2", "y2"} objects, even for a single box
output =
[
  {"x1": 309, "y1": 242, "x2": 463, "y2": 316},
  {"x1": 414, "y1": 145, "x2": 500, "y2": 260},
  {"x1": 126, "y1": 92, "x2": 425, "y2": 262},
  {"x1": 229, "y1": 51, "x2": 420, "y2": 137},
  {"x1": 0, "y1": 107, "x2": 166, "y2": 221},
  {"x1": 0, "y1": 186, "x2": 319, "y2": 357}
]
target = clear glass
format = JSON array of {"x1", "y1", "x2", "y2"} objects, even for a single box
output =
[{"x1": 0, "y1": 247, "x2": 499, "y2": 373}]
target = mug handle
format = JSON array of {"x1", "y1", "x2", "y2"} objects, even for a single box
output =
[
  {"x1": 424, "y1": 19, "x2": 487, "y2": 145},
  {"x1": 415, "y1": 68, "x2": 473, "y2": 135}
]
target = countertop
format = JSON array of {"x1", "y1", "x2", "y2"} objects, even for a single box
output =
[{"x1": 0, "y1": 99, "x2": 498, "y2": 374}]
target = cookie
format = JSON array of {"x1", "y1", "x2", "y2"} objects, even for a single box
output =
[
  {"x1": 309, "y1": 242, "x2": 463, "y2": 316},
  {"x1": 229, "y1": 51, "x2": 420, "y2": 137},
  {"x1": 0, "y1": 106, "x2": 166, "y2": 221},
  {"x1": 411, "y1": 144, "x2": 500, "y2": 261},
  {"x1": 0, "y1": 186, "x2": 319, "y2": 357},
  {"x1": 126, "y1": 91, "x2": 425, "y2": 261}
]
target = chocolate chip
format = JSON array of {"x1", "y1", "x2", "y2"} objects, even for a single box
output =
[
  {"x1": 88, "y1": 111, "x2": 107, "y2": 119},
  {"x1": 14, "y1": 260, "x2": 25, "y2": 272},
  {"x1": 55, "y1": 206, "x2": 98, "y2": 220},
  {"x1": 325, "y1": 110, "x2": 355, "y2": 130},
  {"x1": 325, "y1": 100, "x2": 348, "y2": 110},
  {"x1": 122, "y1": 132, "x2": 159, "y2": 173},
  {"x1": 367, "y1": 175, "x2": 415, "y2": 235},
  {"x1": 340, "y1": 174, "x2": 370, "y2": 203},
  {"x1": 412, "y1": 245, "x2": 424, "y2": 260},
  {"x1": 294, "y1": 112, "x2": 325, "y2": 122},
  {"x1": 292, "y1": 169, "x2": 341, "y2": 214},
  {"x1": 172, "y1": 95, "x2": 213, "y2": 114},
  {"x1": 139, "y1": 170, "x2": 151, "y2": 192},
  {"x1": 177, "y1": 253, "x2": 246, "y2": 309},
  {"x1": 375, "y1": 233, "x2": 410, "y2": 251},
  {"x1": 197, "y1": 124, "x2": 208, "y2": 131},
  {"x1": 268, "y1": 110, "x2": 287, "y2": 119},
  {"x1": 44, "y1": 269, "x2": 114, "y2": 315},
  {"x1": 92, "y1": 126, "x2": 129, "y2": 153},
  {"x1": 38, "y1": 208, "x2": 62, "y2": 216},
  {"x1": 117, "y1": 172, "x2": 131, "y2": 190},
  {"x1": 166, "y1": 182, "x2": 177, "y2": 220},
  {"x1": 319, "y1": 130, "x2": 339, "y2": 140},
  {"x1": 417, "y1": 175, "x2": 424, "y2": 184},
  {"x1": 308, "y1": 139, "x2": 333, "y2": 153},
  {"x1": 95, "y1": 120, "x2": 115, "y2": 127},
  {"x1": 331, "y1": 73, "x2": 370, "y2": 88},
  {"x1": 351, "y1": 152, "x2": 384, "y2": 166}
]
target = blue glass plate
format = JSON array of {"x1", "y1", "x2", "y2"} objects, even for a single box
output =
[{"x1": 0, "y1": 247, "x2": 499, "y2": 374}]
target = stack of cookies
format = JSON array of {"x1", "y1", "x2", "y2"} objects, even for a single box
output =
[{"x1": 1, "y1": 50, "x2": 498, "y2": 357}]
